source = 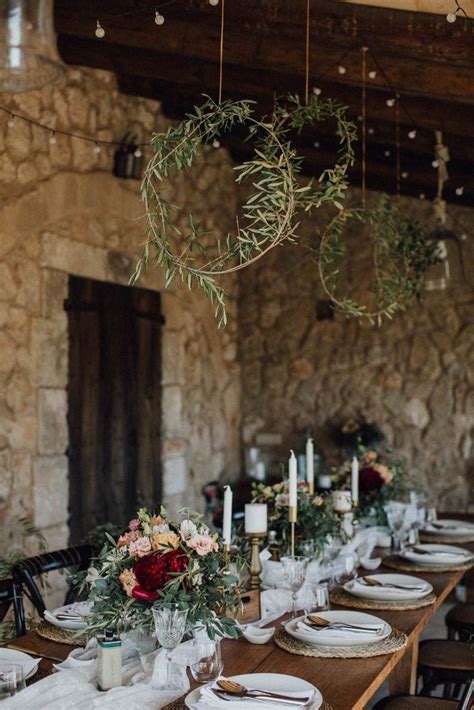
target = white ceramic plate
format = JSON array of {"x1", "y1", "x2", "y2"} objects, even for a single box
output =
[
  {"x1": 285, "y1": 610, "x2": 391, "y2": 647},
  {"x1": 0, "y1": 648, "x2": 40, "y2": 680},
  {"x1": 344, "y1": 574, "x2": 433, "y2": 601},
  {"x1": 402, "y1": 544, "x2": 473, "y2": 567},
  {"x1": 185, "y1": 673, "x2": 323, "y2": 709},
  {"x1": 423, "y1": 519, "x2": 474, "y2": 538},
  {"x1": 44, "y1": 601, "x2": 91, "y2": 630}
]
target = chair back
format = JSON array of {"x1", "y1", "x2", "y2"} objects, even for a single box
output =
[
  {"x1": 11, "y1": 544, "x2": 93, "y2": 637},
  {"x1": 459, "y1": 679, "x2": 474, "y2": 710},
  {"x1": 0, "y1": 577, "x2": 14, "y2": 623}
]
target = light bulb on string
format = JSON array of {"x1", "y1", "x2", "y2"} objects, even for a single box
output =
[
  {"x1": 357, "y1": 115, "x2": 363, "y2": 122},
  {"x1": 408, "y1": 130, "x2": 416, "y2": 139},
  {"x1": 456, "y1": 186, "x2": 464, "y2": 196},
  {"x1": 384, "y1": 149, "x2": 391, "y2": 157},
  {"x1": 419, "y1": 193, "x2": 426, "y2": 200},
  {"x1": 313, "y1": 140, "x2": 320, "y2": 148},
  {"x1": 95, "y1": 20, "x2": 105, "y2": 38},
  {"x1": 49, "y1": 131, "x2": 56, "y2": 145},
  {"x1": 312, "y1": 87, "x2": 321, "y2": 96},
  {"x1": 369, "y1": 70, "x2": 377, "y2": 79},
  {"x1": 368, "y1": 127, "x2": 374, "y2": 135},
  {"x1": 386, "y1": 98, "x2": 395, "y2": 108},
  {"x1": 446, "y1": 11, "x2": 457, "y2": 22},
  {"x1": 432, "y1": 159, "x2": 439, "y2": 168},
  {"x1": 209, "y1": 0, "x2": 219, "y2": 5},
  {"x1": 134, "y1": 147, "x2": 142, "y2": 158},
  {"x1": 154, "y1": 11, "x2": 165, "y2": 25},
  {"x1": 401, "y1": 171, "x2": 409, "y2": 179},
  {"x1": 94, "y1": 142, "x2": 101, "y2": 155},
  {"x1": 338, "y1": 65, "x2": 346, "y2": 75},
  {"x1": 7, "y1": 114, "x2": 15, "y2": 128},
  {"x1": 212, "y1": 139, "x2": 220, "y2": 148}
]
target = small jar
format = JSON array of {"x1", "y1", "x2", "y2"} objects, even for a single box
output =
[{"x1": 97, "y1": 628, "x2": 122, "y2": 691}]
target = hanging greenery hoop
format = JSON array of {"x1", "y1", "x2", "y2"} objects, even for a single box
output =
[
  {"x1": 133, "y1": 94, "x2": 357, "y2": 327},
  {"x1": 317, "y1": 196, "x2": 441, "y2": 324}
]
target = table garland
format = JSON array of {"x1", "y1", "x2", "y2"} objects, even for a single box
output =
[
  {"x1": 317, "y1": 196, "x2": 440, "y2": 324},
  {"x1": 134, "y1": 94, "x2": 356, "y2": 327}
]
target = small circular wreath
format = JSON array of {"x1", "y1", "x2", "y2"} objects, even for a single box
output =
[
  {"x1": 317, "y1": 196, "x2": 440, "y2": 324},
  {"x1": 134, "y1": 94, "x2": 357, "y2": 327}
]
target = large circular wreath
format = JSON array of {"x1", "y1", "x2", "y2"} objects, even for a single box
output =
[
  {"x1": 317, "y1": 196, "x2": 440, "y2": 324},
  {"x1": 133, "y1": 94, "x2": 356, "y2": 327}
]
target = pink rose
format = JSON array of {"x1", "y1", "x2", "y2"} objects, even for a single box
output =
[
  {"x1": 364, "y1": 451, "x2": 378, "y2": 463},
  {"x1": 128, "y1": 518, "x2": 141, "y2": 531},
  {"x1": 187, "y1": 533, "x2": 218, "y2": 556},
  {"x1": 117, "y1": 530, "x2": 140, "y2": 547},
  {"x1": 373, "y1": 463, "x2": 393, "y2": 484},
  {"x1": 129, "y1": 536, "x2": 152, "y2": 558}
]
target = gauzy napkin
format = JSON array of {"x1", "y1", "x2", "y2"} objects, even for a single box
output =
[
  {"x1": 193, "y1": 677, "x2": 315, "y2": 709},
  {"x1": 296, "y1": 619, "x2": 384, "y2": 641}
]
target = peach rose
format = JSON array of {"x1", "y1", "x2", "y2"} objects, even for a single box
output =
[
  {"x1": 312, "y1": 495, "x2": 324, "y2": 506},
  {"x1": 151, "y1": 531, "x2": 180, "y2": 552},
  {"x1": 117, "y1": 530, "x2": 140, "y2": 547},
  {"x1": 364, "y1": 451, "x2": 378, "y2": 463},
  {"x1": 119, "y1": 568, "x2": 137, "y2": 596},
  {"x1": 373, "y1": 463, "x2": 393, "y2": 484},
  {"x1": 187, "y1": 533, "x2": 218, "y2": 556}
]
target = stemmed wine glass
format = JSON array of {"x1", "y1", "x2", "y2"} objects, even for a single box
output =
[
  {"x1": 152, "y1": 605, "x2": 188, "y2": 690},
  {"x1": 281, "y1": 556, "x2": 309, "y2": 618}
]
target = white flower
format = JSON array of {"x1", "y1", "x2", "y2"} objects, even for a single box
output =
[
  {"x1": 85, "y1": 566, "x2": 102, "y2": 583},
  {"x1": 152, "y1": 522, "x2": 170, "y2": 535},
  {"x1": 188, "y1": 558, "x2": 203, "y2": 587},
  {"x1": 180, "y1": 519, "x2": 198, "y2": 542}
]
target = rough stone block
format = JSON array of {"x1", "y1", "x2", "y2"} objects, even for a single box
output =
[
  {"x1": 162, "y1": 385, "x2": 183, "y2": 437},
  {"x1": 38, "y1": 389, "x2": 68, "y2": 455},
  {"x1": 31, "y1": 317, "x2": 68, "y2": 388},
  {"x1": 33, "y1": 455, "x2": 69, "y2": 528},
  {"x1": 162, "y1": 455, "x2": 187, "y2": 497}
]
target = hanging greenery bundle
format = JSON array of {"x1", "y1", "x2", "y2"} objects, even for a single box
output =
[
  {"x1": 316, "y1": 195, "x2": 441, "y2": 324},
  {"x1": 133, "y1": 93, "x2": 357, "y2": 326}
]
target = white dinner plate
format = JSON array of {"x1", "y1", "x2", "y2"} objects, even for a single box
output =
[
  {"x1": 285, "y1": 610, "x2": 391, "y2": 647},
  {"x1": 184, "y1": 673, "x2": 323, "y2": 709},
  {"x1": 423, "y1": 519, "x2": 474, "y2": 538},
  {"x1": 44, "y1": 601, "x2": 91, "y2": 630},
  {"x1": 344, "y1": 574, "x2": 433, "y2": 601},
  {"x1": 401, "y1": 544, "x2": 473, "y2": 568},
  {"x1": 0, "y1": 648, "x2": 40, "y2": 680}
]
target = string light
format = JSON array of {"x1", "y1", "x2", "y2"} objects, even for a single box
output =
[
  {"x1": 456, "y1": 186, "x2": 464, "y2": 196},
  {"x1": 7, "y1": 114, "x2": 15, "y2": 127},
  {"x1": 419, "y1": 193, "x2": 426, "y2": 199},
  {"x1": 49, "y1": 130, "x2": 56, "y2": 145},
  {"x1": 94, "y1": 142, "x2": 101, "y2": 154},
  {"x1": 386, "y1": 98, "x2": 395, "y2": 108},
  {"x1": 313, "y1": 140, "x2": 320, "y2": 148},
  {"x1": 154, "y1": 10, "x2": 165, "y2": 25},
  {"x1": 95, "y1": 20, "x2": 105, "y2": 38},
  {"x1": 446, "y1": 12, "x2": 457, "y2": 22},
  {"x1": 368, "y1": 127, "x2": 374, "y2": 135},
  {"x1": 384, "y1": 149, "x2": 391, "y2": 157},
  {"x1": 401, "y1": 171, "x2": 408, "y2": 179},
  {"x1": 209, "y1": 0, "x2": 219, "y2": 5},
  {"x1": 432, "y1": 159, "x2": 439, "y2": 168},
  {"x1": 212, "y1": 138, "x2": 220, "y2": 148},
  {"x1": 134, "y1": 147, "x2": 142, "y2": 158},
  {"x1": 338, "y1": 65, "x2": 347, "y2": 75},
  {"x1": 312, "y1": 87, "x2": 321, "y2": 96},
  {"x1": 369, "y1": 70, "x2": 377, "y2": 79}
]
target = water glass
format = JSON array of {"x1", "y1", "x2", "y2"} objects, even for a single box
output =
[
  {"x1": 304, "y1": 582, "x2": 330, "y2": 616},
  {"x1": 334, "y1": 552, "x2": 358, "y2": 586},
  {"x1": 0, "y1": 664, "x2": 25, "y2": 699},
  {"x1": 281, "y1": 556, "x2": 309, "y2": 618},
  {"x1": 426, "y1": 507, "x2": 438, "y2": 524},
  {"x1": 190, "y1": 638, "x2": 223, "y2": 683},
  {"x1": 152, "y1": 605, "x2": 188, "y2": 690}
]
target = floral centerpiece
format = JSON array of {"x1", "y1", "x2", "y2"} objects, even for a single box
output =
[
  {"x1": 79, "y1": 506, "x2": 242, "y2": 640},
  {"x1": 333, "y1": 446, "x2": 412, "y2": 525},
  {"x1": 251, "y1": 481, "x2": 343, "y2": 557}
]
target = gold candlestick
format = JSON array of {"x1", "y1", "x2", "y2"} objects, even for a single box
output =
[
  {"x1": 223, "y1": 542, "x2": 231, "y2": 574},
  {"x1": 289, "y1": 506, "x2": 297, "y2": 558},
  {"x1": 308, "y1": 482, "x2": 314, "y2": 496},
  {"x1": 244, "y1": 532, "x2": 266, "y2": 590}
]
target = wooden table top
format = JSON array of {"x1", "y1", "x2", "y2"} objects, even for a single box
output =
[{"x1": 6, "y1": 554, "x2": 472, "y2": 710}]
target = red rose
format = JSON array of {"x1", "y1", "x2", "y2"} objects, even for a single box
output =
[
  {"x1": 132, "y1": 587, "x2": 159, "y2": 602},
  {"x1": 132, "y1": 548, "x2": 189, "y2": 595},
  {"x1": 359, "y1": 466, "x2": 384, "y2": 494}
]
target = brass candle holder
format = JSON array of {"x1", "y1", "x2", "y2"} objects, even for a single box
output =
[
  {"x1": 289, "y1": 506, "x2": 297, "y2": 558},
  {"x1": 308, "y1": 482, "x2": 314, "y2": 496},
  {"x1": 244, "y1": 532, "x2": 266, "y2": 590},
  {"x1": 223, "y1": 542, "x2": 231, "y2": 574}
]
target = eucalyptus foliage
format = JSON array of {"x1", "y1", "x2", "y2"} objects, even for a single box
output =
[{"x1": 134, "y1": 94, "x2": 357, "y2": 327}]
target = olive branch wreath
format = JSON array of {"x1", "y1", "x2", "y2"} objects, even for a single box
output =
[
  {"x1": 316, "y1": 196, "x2": 441, "y2": 325},
  {"x1": 133, "y1": 93, "x2": 357, "y2": 327}
]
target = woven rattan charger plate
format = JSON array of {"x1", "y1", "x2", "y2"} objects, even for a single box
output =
[
  {"x1": 274, "y1": 627, "x2": 407, "y2": 659},
  {"x1": 383, "y1": 554, "x2": 474, "y2": 574},
  {"x1": 420, "y1": 532, "x2": 474, "y2": 545},
  {"x1": 329, "y1": 587, "x2": 436, "y2": 611},
  {"x1": 163, "y1": 694, "x2": 334, "y2": 709},
  {"x1": 36, "y1": 619, "x2": 87, "y2": 646}
]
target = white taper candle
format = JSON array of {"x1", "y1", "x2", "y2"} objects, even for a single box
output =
[
  {"x1": 351, "y1": 456, "x2": 359, "y2": 506},
  {"x1": 222, "y1": 485, "x2": 233, "y2": 545},
  {"x1": 289, "y1": 450, "x2": 298, "y2": 508},
  {"x1": 306, "y1": 437, "x2": 314, "y2": 488}
]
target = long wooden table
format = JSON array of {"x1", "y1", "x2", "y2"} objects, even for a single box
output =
[{"x1": 6, "y1": 557, "x2": 471, "y2": 710}]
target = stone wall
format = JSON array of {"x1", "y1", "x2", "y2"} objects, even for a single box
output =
[
  {"x1": 239, "y1": 190, "x2": 474, "y2": 511},
  {"x1": 0, "y1": 67, "x2": 241, "y2": 561}
]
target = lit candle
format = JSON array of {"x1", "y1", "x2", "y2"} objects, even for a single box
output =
[
  {"x1": 306, "y1": 438, "x2": 314, "y2": 490},
  {"x1": 245, "y1": 503, "x2": 268, "y2": 534},
  {"x1": 351, "y1": 456, "x2": 359, "y2": 506},
  {"x1": 222, "y1": 485, "x2": 233, "y2": 546},
  {"x1": 289, "y1": 450, "x2": 298, "y2": 509}
]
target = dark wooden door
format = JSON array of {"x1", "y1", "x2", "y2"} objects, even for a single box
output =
[{"x1": 66, "y1": 276, "x2": 163, "y2": 543}]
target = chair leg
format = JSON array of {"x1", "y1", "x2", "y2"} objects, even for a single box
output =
[
  {"x1": 443, "y1": 683, "x2": 455, "y2": 699},
  {"x1": 447, "y1": 627, "x2": 456, "y2": 640},
  {"x1": 12, "y1": 583, "x2": 26, "y2": 637}
]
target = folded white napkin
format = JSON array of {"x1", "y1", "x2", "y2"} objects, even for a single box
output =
[
  {"x1": 295, "y1": 619, "x2": 384, "y2": 641},
  {"x1": 193, "y1": 678, "x2": 315, "y2": 709},
  {"x1": 350, "y1": 580, "x2": 426, "y2": 595},
  {"x1": 0, "y1": 650, "x2": 40, "y2": 678}
]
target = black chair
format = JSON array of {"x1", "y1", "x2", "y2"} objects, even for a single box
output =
[
  {"x1": 446, "y1": 603, "x2": 474, "y2": 641},
  {"x1": 418, "y1": 640, "x2": 474, "y2": 700},
  {"x1": 11, "y1": 544, "x2": 94, "y2": 636},
  {"x1": 0, "y1": 577, "x2": 14, "y2": 622},
  {"x1": 373, "y1": 678, "x2": 474, "y2": 710}
]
